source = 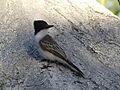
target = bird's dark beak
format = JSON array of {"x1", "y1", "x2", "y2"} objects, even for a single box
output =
[{"x1": 47, "y1": 25, "x2": 54, "y2": 29}]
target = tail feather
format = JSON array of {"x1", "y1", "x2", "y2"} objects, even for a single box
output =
[{"x1": 65, "y1": 59, "x2": 84, "y2": 78}]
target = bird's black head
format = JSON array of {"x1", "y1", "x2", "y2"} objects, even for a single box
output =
[{"x1": 34, "y1": 20, "x2": 54, "y2": 35}]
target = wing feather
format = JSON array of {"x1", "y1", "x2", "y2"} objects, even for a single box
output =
[{"x1": 39, "y1": 35, "x2": 67, "y2": 60}]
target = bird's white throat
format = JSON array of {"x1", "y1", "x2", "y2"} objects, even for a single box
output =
[{"x1": 35, "y1": 29, "x2": 48, "y2": 43}]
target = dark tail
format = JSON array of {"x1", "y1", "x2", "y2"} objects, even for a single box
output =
[{"x1": 65, "y1": 59, "x2": 84, "y2": 78}]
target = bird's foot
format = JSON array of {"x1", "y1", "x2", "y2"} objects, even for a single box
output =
[
  {"x1": 41, "y1": 64, "x2": 52, "y2": 69},
  {"x1": 41, "y1": 59, "x2": 53, "y2": 69}
]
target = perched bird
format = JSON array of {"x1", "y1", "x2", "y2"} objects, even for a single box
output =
[{"x1": 34, "y1": 20, "x2": 84, "y2": 78}]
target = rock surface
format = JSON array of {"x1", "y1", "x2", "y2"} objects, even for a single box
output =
[{"x1": 0, "y1": 0, "x2": 120, "y2": 90}]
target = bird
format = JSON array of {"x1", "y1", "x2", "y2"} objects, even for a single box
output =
[{"x1": 33, "y1": 20, "x2": 84, "y2": 78}]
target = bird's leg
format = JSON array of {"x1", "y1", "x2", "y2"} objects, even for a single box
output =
[
  {"x1": 41, "y1": 59, "x2": 52, "y2": 67},
  {"x1": 41, "y1": 59, "x2": 52, "y2": 66},
  {"x1": 40, "y1": 59, "x2": 52, "y2": 69}
]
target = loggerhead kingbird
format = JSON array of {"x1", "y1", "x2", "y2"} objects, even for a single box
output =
[{"x1": 34, "y1": 20, "x2": 84, "y2": 78}]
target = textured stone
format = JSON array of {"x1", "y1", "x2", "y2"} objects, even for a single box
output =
[{"x1": 0, "y1": 0, "x2": 120, "y2": 90}]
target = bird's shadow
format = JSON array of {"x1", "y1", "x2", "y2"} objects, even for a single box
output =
[{"x1": 24, "y1": 38, "x2": 43, "y2": 61}]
